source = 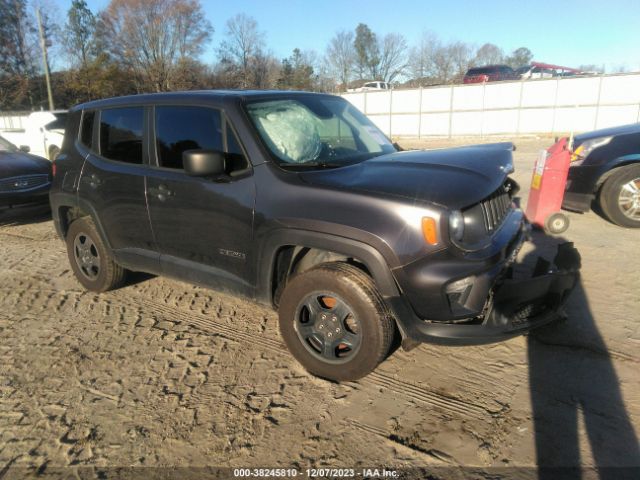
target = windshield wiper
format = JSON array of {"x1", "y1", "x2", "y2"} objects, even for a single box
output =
[{"x1": 280, "y1": 161, "x2": 344, "y2": 170}]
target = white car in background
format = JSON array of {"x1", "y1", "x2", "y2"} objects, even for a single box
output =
[
  {"x1": 347, "y1": 81, "x2": 392, "y2": 92},
  {"x1": 0, "y1": 111, "x2": 67, "y2": 160},
  {"x1": 516, "y1": 65, "x2": 556, "y2": 80}
]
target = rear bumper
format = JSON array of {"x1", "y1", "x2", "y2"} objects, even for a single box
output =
[{"x1": 388, "y1": 242, "x2": 581, "y2": 346}]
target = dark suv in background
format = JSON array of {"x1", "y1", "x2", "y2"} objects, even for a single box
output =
[
  {"x1": 463, "y1": 65, "x2": 520, "y2": 84},
  {"x1": 49, "y1": 91, "x2": 579, "y2": 381}
]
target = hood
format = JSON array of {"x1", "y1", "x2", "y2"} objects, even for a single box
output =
[
  {"x1": 574, "y1": 123, "x2": 640, "y2": 145},
  {"x1": 299, "y1": 143, "x2": 513, "y2": 210},
  {"x1": 0, "y1": 151, "x2": 51, "y2": 178}
]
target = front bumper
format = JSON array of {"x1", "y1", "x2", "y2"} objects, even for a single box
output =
[
  {"x1": 0, "y1": 186, "x2": 51, "y2": 208},
  {"x1": 389, "y1": 242, "x2": 581, "y2": 346},
  {"x1": 562, "y1": 190, "x2": 593, "y2": 213},
  {"x1": 562, "y1": 164, "x2": 601, "y2": 212}
]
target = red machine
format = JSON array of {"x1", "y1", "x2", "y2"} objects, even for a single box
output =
[{"x1": 525, "y1": 137, "x2": 572, "y2": 234}]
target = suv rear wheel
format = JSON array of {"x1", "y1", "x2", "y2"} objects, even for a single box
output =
[
  {"x1": 66, "y1": 217, "x2": 127, "y2": 291},
  {"x1": 598, "y1": 164, "x2": 640, "y2": 228},
  {"x1": 278, "y1": 262, "x2": 396, "y2": 381}
]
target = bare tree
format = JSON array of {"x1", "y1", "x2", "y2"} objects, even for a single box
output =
[
  {"x1": 218, "y1": 13, "x2": 265, "y2": 88},
  {"x1": 377, "y1": 33, "x2": 407, "y2": 83},
  {"x1": 408, "y1": 31, "x2": 439, "y2": 85},
  {"x1": 0, "y1": 0, "x2": 41, "y2": 107},
  {"x1": 448, "y1": 41, "x2": 474, "y2": 82},
  {"x1": 325, "y1": 30, "x2": 354, "y2": 89},
  {"x1": 98, "y1": 0, "x2": 212, "y2": 92},
  {"x1": 473, "y1": 43, "x2": 504, "y2": 67},
  {"x1": 431, "y1": 44, "x2": 454, "y2": 84},
  {"x1": 505, "y1": 47, "x2": 533, "y2": 69},
  {"x1": 578, "y1": 64, "x2": 604, "y2": 73},
  {"x1": 251, "y1": 49, "x2": 279, "y2": 88}
]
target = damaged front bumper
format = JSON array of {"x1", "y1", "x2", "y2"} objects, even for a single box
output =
[{"x1": 389, "y1": 242, "x2": 581, "y2": 347}]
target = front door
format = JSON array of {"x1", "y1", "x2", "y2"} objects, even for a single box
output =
[{"x1": 145, "y1": 105, "x2": 255, "y2": 296}]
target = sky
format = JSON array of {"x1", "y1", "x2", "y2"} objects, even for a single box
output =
[{"x1": 49, "y1": 0, "x2": 640, "y2": 73}]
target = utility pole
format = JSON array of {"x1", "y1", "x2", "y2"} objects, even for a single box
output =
[{"x1": 36, "y1": 7, "x2": 54, "y2": 111}]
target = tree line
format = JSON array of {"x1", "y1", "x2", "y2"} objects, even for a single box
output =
[{"x1": 1, "y1": 0, "x2": 538, "y2": 110}]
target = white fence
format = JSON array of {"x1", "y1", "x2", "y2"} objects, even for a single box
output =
[
  {"x1": 342, "y1": 73, "x2": 640, "y2": 138},
  {"x1": 0, "y1": 114, "x2": 28, "y2": 130},
  {"x1": 3, "y1": 74, "x2": 640, "y2": 138}
]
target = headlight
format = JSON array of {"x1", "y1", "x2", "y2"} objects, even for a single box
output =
[
  {"x1": 449, "y1": 210, "x2": 464, "y2": 242},
  {"x1": 571, "y1": 136, "x2": 612, "y2": 165}
]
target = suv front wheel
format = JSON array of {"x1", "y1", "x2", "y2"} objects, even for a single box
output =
[
  {"x1": 66, "y1": 217, "x2": 127, "y2": 292},
  {"x1": 278, "y1": 262, "x2": 396, "y2": 382}
]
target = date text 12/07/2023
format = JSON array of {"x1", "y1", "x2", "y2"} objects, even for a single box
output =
[{"x1": 232, "y1": 467, "x2": 400, "y2": 478}]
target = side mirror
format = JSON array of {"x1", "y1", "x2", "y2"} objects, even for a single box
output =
[
  {"x1": 183, "y1": 149, "x2": 226, "y2": 177},
  {"x1": 19, "y1": 145, "x2": 30, "y2": 153}
]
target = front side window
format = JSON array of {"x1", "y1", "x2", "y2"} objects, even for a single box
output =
[
  {"x1": 155, "y1": 106, "x2": 223, "y2": 170},
  {"x1": 245, "y1": 96, "x2": 395, "y2": 168},
  {"x1": 99, "y1": 107, "x2": 144, "y2": 164}
]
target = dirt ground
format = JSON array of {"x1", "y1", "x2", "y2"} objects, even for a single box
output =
[{"x1": 1, "y1": 138, "x2": 638, "y2": 479}]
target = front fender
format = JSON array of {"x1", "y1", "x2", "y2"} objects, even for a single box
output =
[
  {"x1": 256, "y1": 228, "x2": 401, "y2": 304},
  {"x1": 595, "y1": 154, "x2": 640, "y2": 188}
]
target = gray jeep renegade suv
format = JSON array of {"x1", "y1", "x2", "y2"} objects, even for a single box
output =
[{"x1": 49, "y1": 91, "x2": 580, "y2": 381}]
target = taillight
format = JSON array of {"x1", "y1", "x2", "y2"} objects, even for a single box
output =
[{"x1": 51, "y1": 161, "x2": 57, "y2": 177}]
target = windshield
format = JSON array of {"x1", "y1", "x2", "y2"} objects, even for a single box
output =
[
  {"x1": 0, "y1": 135, "x2": 18, "y2": 153},
  {"x1": 245, "y1": 96, "x2": 396, "y2": 168}
]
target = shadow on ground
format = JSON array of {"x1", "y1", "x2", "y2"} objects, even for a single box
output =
[
  {"x1": 525, "y1": 232, "x2": 639, "y2": 480},
  {"x1": 0, "y1": 204, "x2": 51, "y2": 226}
]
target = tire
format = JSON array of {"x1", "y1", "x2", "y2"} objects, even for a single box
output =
[
  {"x1": 598, "y1": 164, "x2": 640, "y2": 228},
  {"x1": 49, "y1": 146, "x2": 60, "y2": 161},
  {"x1": 544, "y1": 212, "x2": 569, "y2": 234},
  {"x1": 278, "y1": 262, "x2": 396, "y2": 382},
  {"x1": 66, "y1": 217, "x2": 126, "y2": 292}
]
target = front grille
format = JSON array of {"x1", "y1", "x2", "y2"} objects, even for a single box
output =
[
  {"x1": 479, "y1": 185, "x2": 511, "y2": 233},
  {"x1": 0, "y1": 174, "x2": 50, "y2": 193}
]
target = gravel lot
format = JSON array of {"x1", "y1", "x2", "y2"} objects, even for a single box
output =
[{"x1": 1, "y1": 138, "x2": 638, "y2": 479}]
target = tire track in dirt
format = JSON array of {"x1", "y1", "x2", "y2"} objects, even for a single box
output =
[
  {"x1": 1, "y1": 277, "x2": 502, "y2": 425},
  {"x1": 364, "y1": 372, "x2": 497, "y2": 420},
  {"x1": 107, "y1": 291, "x2": 501, "y2": 423},
  {"x1": 344, "y1": 419, "x2": 456, "y2": 464}
]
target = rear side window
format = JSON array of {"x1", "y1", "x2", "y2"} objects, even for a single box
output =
[
  {"x1": 155, "y1": 106, "x2": 223, "y2": 170},
  {"x1": 80, "y1": 111, "x2": 95, "y2": 148},
  {"x1": 99, "y1": 107, "x2": 144, "y2": 164}
]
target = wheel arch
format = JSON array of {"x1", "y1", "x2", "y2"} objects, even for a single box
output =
[
  {"x1": 54, "y1": 197, "x2": 113, "y2": 253},
  {"x1": 258, "y1": 229, "x2": 401, "y2": 307},
  {"x1": 594, "y1": 157, "x2": 640, "y2": 192}
]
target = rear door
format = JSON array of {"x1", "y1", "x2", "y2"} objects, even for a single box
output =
[
  {"x1": 77, "y1": 106, "x2": 159, "y2": 272},
  {"x1": 145, "y1": 105, "x2": 255, "y2": 296}
]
